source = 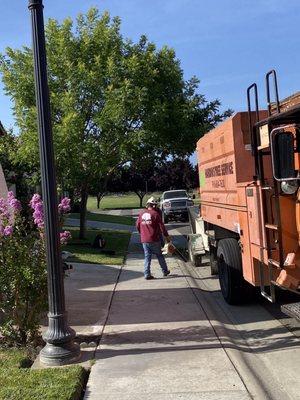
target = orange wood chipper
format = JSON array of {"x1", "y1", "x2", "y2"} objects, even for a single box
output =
[{"x1": 193, "y1": 70, "x2": 300, "y2": 319}]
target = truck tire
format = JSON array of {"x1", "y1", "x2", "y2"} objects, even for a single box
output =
[{"x1": 217, "y1": 238, "x2": 247, "y2": 305}]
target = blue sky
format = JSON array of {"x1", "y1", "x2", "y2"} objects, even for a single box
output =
[{"x1": 0, "y1": 0, "x2": 300, "y2": 132}]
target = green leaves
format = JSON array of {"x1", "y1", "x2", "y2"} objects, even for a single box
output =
[{"x1": 0, "y1": 8, "x2": 231, "y2": 236}]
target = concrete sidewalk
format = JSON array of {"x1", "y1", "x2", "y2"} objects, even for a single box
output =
[{"x1": 84, "y1": 233, "x2": 251, "y2": 399}]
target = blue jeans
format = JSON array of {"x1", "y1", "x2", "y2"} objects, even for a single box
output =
[{"x1": 142, "y1": 241, "x2": 169, "y2": 277}]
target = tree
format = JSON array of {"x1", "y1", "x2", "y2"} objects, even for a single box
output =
[
  {"x1": 121, "y1": 159, "x2": 157, "y2": 207},
  {"x1": 0, "y1": 8, "x2": 231, "y2": 238},
  {"x1": 90, "y1": 169, "x2": 123, "y2": 210},
  {"x1": 153, "y1": 158, "x2": 198, "y2": 191}
]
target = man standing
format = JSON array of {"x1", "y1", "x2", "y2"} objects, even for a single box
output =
[{"x1": 136, "y1": 196, "x2": 171, "y2": 280}]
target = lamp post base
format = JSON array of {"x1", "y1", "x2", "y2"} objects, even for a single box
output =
[{"x1": 40, "y1": 341, "x2": 81, "y2": 366}]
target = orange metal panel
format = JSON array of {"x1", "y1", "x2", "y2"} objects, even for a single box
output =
[
  {"x1": 197, "y1": 117, "x2": 234, "y2": 165},
  {"x1": 198, "y1": 112, "x2": 267, "y2": 209},
  {"x1": 201, "y1": 202, "x2": 241, "y2": 234},
  {"x1": 245, "y1": 185, "x2": 266, "y2": 248},
  {"x1": 237, "y1": 210, "x2": 254, "y2": 284}
]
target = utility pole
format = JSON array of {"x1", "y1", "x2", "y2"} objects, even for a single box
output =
[{"x1": 28, "y1": 0, "x2": 80, "y2": 365}]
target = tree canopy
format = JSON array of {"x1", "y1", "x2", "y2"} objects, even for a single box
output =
[
  {"x1": 153, "y1": 158, "x2": 198, "y2": 192},
  {"x1": 0, "y1": 8, "x2": 231, "y2": 237}
]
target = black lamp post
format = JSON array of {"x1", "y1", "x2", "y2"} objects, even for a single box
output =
[{"x1": 28, "y1": 0, "x2": 80, "y2": 365}]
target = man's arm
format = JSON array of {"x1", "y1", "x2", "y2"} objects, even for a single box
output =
[{"x1": 136, "y1": 214, "x2": 141, "y2": 233}]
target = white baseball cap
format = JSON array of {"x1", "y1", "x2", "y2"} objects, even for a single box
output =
[{"x1": 146, "y1": 196, "x2": 158, "y2": 205}]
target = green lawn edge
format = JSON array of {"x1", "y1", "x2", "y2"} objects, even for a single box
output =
[
  {"x1": 63, "y1": 227, "x2": 131, "y2": 265},
  {"x1": 68, "y1": 211, "x2": 135, "y2": 226},
  {"x1": 0, "y1": 349, "x2": 87, "y2": 400}
]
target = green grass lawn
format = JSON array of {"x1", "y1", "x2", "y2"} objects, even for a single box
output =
[
  {"x1": 87, "y1": 190, "x2": 200, "y2": 211},
  {"x1": 68, "y1": 211, "x2": 135, "y2": 226},
  {"x1": 87, "y1": 192, "x2": 162, "y2": 211},
  {"x1": 64, "y1": 227, "x2": 131, "y2": 265},
  {"x1": 0, "y1": 348, "x2": 86, "y2": 400}
]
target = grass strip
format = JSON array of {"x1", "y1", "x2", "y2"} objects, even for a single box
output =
[
  {"x1": 68, "y1": 211, "x2": 135, "y2": 226},
  {"x1": 64, "y1": 227, "x2": 131, "y2": 265},
  {"x1": 0, "y1": 349, "x2": 87, "y2": 400}
]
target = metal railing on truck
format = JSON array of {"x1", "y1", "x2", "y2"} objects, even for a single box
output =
[{"x1": 247, "y1": 70, "x2": 291, "y2": 303}]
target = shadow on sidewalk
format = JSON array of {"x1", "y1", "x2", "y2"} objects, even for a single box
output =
[{"x1": 98, "y1": 319, "x2": 300, "y2": 357}]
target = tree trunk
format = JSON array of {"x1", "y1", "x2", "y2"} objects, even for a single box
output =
[
  {"x1": 135, "y1": 191, "x2": 145, "y2": 208},
  {"x1": 79, "y1": 187, "x2": 88, "y2": 240},
  {"x1": 96, "y1": 192, "x2": 106, "y2": 209},
  {"x1": 97, "y1": 193, "x2": 101, "y2": 209}
]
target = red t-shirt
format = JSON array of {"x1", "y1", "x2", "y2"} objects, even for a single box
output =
[{"x1": 136, "y1": 208, "x2": 168, "y2": 243}]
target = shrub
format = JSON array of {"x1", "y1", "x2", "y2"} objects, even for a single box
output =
[{"x1": 0, "y1": 192, "x2": 71, "y2": 346}]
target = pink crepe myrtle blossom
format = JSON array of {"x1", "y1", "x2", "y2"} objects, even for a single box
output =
[
  {"x1": 7, "y1": 191, "x2": 21, "y2": 212},
  {"x1": 30, "y1": 193, "x2": 42, "y2": 208},
  {"x1": 60, "y1": 230, "x2": 71, "y2": 245},
  {"x1": 0, "y1": 198, "x2": 8, "y2": 216},
  {"x1": 3, "y1": 225, "x2": 13, "y2": 236},
  {"x1": 0, "y1": 193, "x2": 21, "y2": 237},
  {"x1": 9, "y1": 197, "x2": 22, "y2": 212},
  {"x1": 58, "y1": 197, "x2": 71, "y2": 214},
  {"x1": 30, "y1": 194, "x2": 71, "y2": 245},
  {"x1": 30, "y1": 194, "x2": 44, "y2": 229}
]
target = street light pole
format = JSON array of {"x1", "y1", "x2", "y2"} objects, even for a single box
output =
[{"x1": 28, "y1": 0, "x2": 80, "y2": 365}]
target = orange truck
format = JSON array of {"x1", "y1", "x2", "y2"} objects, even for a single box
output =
[{"x1": 194, "y1": 70, "x2": 300, "y2": 318}]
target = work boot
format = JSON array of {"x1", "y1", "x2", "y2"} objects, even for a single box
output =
[
  {"x1": 145, "y1": 275, "x2": 155, "y2": 280},
  {"x1": 163, "y1": 270, "x2": 170, "y2": 277}
]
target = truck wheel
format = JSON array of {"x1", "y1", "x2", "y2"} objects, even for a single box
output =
[{"x1": 217, "y1": 238, "x2": 246, "y2": 305}]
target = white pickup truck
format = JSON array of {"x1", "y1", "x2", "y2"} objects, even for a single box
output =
[{"x1": 159, "y1": 190, "x2": 194, "y2": 224}]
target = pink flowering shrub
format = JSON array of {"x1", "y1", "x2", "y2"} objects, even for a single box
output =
[
  {"x1": 29, "y1": 193, "x2": 44, "y2": 229},
  {"x1": 0, "y1": 192, "x2": 71, "y2": 345},
  {"x1": 0, "y1": 191, "x2": 21, "y2": 237},
  {"x1": 29, "y1": 194, "x2": 71, "y2": 244}
]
